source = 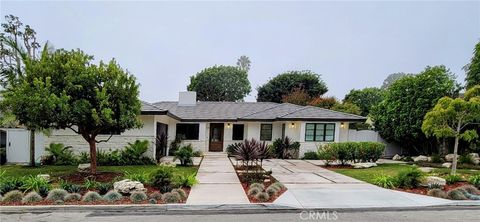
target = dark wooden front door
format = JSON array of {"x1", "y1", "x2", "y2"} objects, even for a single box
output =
[
  {"x1": 209, "y1": 123, "x2": 224, "y2": 152},
  {"x1": 155, "y1": 123, "x2": 168, "y2": 160}
]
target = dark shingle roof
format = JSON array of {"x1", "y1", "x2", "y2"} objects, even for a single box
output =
[
  {"x1": 141, "y1": 101, "x2": 167, "y2": 114},
  {"x1": 151, "y1": 101, "x2": 366, "y2": 122}
]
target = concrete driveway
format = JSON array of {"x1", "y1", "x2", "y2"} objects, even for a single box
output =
[{"x1": 264, "y1": 159, "x2": 453, "y2": 209}]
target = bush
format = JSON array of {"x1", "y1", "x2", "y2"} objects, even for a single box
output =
[
  {"x1": 318, "y1": 142, "x2": 385, "y2": 165},
  {"x1": 458, "y1": 155, "x2": 475, "y2": 165},
  {"x1": 250, "y1": 183, "x2": 265, "y2": 190},
  {"x1": 427, "y1": 189, "x2": 447, "y2": 199},
  {"x1": 22, "y1": 191, "x2": 43, "y2": 203},
  {"x1": 149, "y1": 191, "x2": 163, "y2": 201},
  {"x1": 43, "y1": 143, "x2": 77, "y2": 165},
  {"x1": 97, "y1": 149, "x2": 122, "y2": 166},
  {"x1": 396, "y1": 167, "x2": 424, "y2": 189},
  {"x1": 2, "y1": 190, "x2": 23, "y2": 202},
  {"x1": 226, "y1": 143, "x2": 239, "y2": 157},
  {"x1": 151, "y1": 166, "x2": 174, "y2": 193},
  {"x1": 430, "y1": 154, "x2": 443, "y2": 163},
  {"x1": 459, "y1": 185, "x2": 480, "y2": 195},
  {"x1": 172, "y1": 188, "x2": 187, "y2": 200},
  {"x1": 38, "y1": 185, "x2": 50, "y2": 197},
  {"x1": 445, "y1": 174, "x2": 462, "y2": 184},
  {"x1": 266, "y1": 186, "x2": 279, "y2": 196},
  {"x1": 173, "y1": 144, "x2": 194, "y2": 166},
  {"x1": 124, "y1": 171, "x2": 150, "y2": 184},
  {"x1": 272, "y1": 137, "x2": 300, "y2": 159},
  {"x1": 468, "y1": 174, "x2": 480, "y2": 188},
  {"x1": 0, "y1": 178, "x2": 24, "y2": 195},
  {"x1": 248, "y1": 187, "x2": 261, "y2": 196},
  {"x1": 21, "y1": 175, "x2": 50, "y2": 192},
  {"x1": 82, "y1": 191, "x2": 102, "y2": 202},
  {"x1": 162, "y1": 192, "x2": 181, "y2": 203},
  {"x1": 78, "y1": 152, "x2": 90, "y2": 163},
  {"x1": 447, "y1": 188, "x2": 468, "y2": 200},
  {"x1": 46, "y1": 189, "x2": 68, "y2": 201},
  {"x1": 97, "y1": 183, "x2": 112, "y2": 195},
  {"x1": 372, "y1": 174, "x2": 397, "y2": 189},
  {"x1": 121, "y1": 140, "x2": 155, "y2": 165},
  {"x1": 174, "y1": 174, "x2": 198, "y2": 188},
  {"x1": 255, "y1": 192, "x2": 270, "y2": 202},
  {"x1": 83, "y1": 179, "x2": 98, "y2": 190},
  {"x1": 103, "y1": 190, "x2": 123, "y2": 202},
  {"x1": 169, "y1": 136, "x2": 184, "y2": 156},
  {"x1": 272, "y1": 182, "x2": 285, "y2": 190},
  {"x1": 60, "y1": 181, "x2": 82, "y2": 194},
  {"x1": 302, "y1": 151, "x2": 319, "y2": 160},
  {"x1": 64, "y1": 193, "x2": 82, "y2": 202}
]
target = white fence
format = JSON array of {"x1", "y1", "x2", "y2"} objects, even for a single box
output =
[{"x1": 347, "y1": 129, "x2": 402, "y2": 158}]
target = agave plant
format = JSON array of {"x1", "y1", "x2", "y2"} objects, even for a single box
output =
[{"x1": 233, "y1": 139, "x2": 259, "y2": 164}]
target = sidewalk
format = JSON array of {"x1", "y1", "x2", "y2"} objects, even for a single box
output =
[{"x1": 186, "y1": 153, "x2": 249, "y2": 205}]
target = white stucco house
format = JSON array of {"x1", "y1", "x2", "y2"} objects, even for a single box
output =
[{"x1": 2, "y1": 91, "x2": 369, "y2": 163}]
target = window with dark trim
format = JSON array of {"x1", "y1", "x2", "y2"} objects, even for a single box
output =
[
  {"x1": 176, "y1": 123, "x2": 199, "y2": 140},
  {"x1": 305, "y1": 123, "x2": 335, "y2": 142},
  {"x1": 232, "y1": 124, "x2": 244, "y2": 140},
  {"x1": 260, "y1": 124, "x2": 273, "y2": 141}
]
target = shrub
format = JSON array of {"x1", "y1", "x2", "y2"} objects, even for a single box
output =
[
  {"x1": 247, "y1": 187, "x2": 261, "y2": 196},
  {"x1": 172, "y1": 188, "x2": 187, "y2": 200},
  {"x1": 427, "y1": 189, "x2": 447, "y2": 199},
  {"x1": 468, "y1": 174, "x2": 480, "y2": 188},
  {"x1": 169, "y1": 136, "x2": 184, "y2": 156},
  {"x1": 64, "y1": 193, "x2": 82, "y2": 202},
  {"x1": 372, "y1": 174, "x2": 397, "y2": 189},
  {"x1": 62, "y1": 183, "x2": 82, "y2": 194},
  {"x1": 162, "y1": 192, "x2": 181, "y2": 203},
  {"x1": 82, "y1": 191, "x2": 102, "y2": 202},
  {"x1": 97, "y1": 149, "x2": 122, "y2": 166},
  {"x1": 458, "y1": 155, "x2": 475, "y2": 165},
  {"x1": 173, "y1": 144, "x2": 194, "y2": 166},
  {"x1": 266, "y1": 186, "x2": 279, "y2": 196},
  {"x1": 396, "y1": 167, "x2": 424, "y2": 189},
  {"x1": 459, "y1": 185, "x2": 480, "y2": 195},
  {"x1": 254, "y1": 192, "x2": 270, "y2": 202},
  {"x1": 97, "y1": 183, "x2": 113, "y2": 195},
  {"x1": 83, "y1": 179, "x2": 99, "y2": 190},
  {"x1": 38, "y1": 185, "x2": 50, "y2": 197},
  {"x1": 272, "y1": 182, "x2": 285, "y2": 190},
  {"x1": 430, "y1": 154, "x2": 443, "y2": 163},
  {"x1": 3, "y1": 190, "x2": 23, "y2": 202},
  {"x1": 124, "y1": 171, "x2": 150, "y2": 184},
  {"x1": 46, "y1": 189, "x2": 68, "y2": 201},
  {"x1": 174, "y1": 174, "x2": 198, "y2": 188},
  {"x1": 78, "y1": 152, "x2": 90, "y2": 163},
  {"x1": 445, "y1": 174, "x2": 462, "y2": 184},
  {"x1": 151, "y1": 166, "x2": 174, "y2": 193},
  {"x1": 43, "y1": 143, "x2": 77, "y2": 165},
  {"x1": 22, "y1": 191, "x2": 43, "y2": 203},
  {"x1": 103, "y1": 190, "x2": 123, "y2": 202},
  {"x1": 302, "y1": 151, "x2": 319, "y2": 160},
  {"x1": 271, "y1": 137, "x2": 300, "y2": 159},
  {"x1": 447, "y1": 188, "x2": 468, "y2": 200},
  {"x1": 226, "y1": 143, "x2": 239, "y2": 157},
  {"x1": 121, "y1": 140, "x2": 155, "y2": 165},
  {"x1": 0, "y1": 178, "x2": 23, "y2": 195},
  {"x1": 149, "y1": 191, "x2": 163, "y2": 201},
  {"x1": 250, "y1": 183, "x2": 265, "y2": 190},
  {"x1": 21, "y1": 176, "x2": 50, "y2": 192}
]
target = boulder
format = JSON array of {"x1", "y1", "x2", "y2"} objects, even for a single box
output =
[
  {"x1": 442, "y1": 162, "x2": 452, "y2": 168},
  {"x1": 352, "y1": 162, "x2": 377, "y2": 169},
  {"x1": 78, "y1": 163, "x2": 91, "y2": 173},
  {"x1": 420, "y1": 176, "x2": 446, "y2": 187},
  {"x1": 473, "y1": 158, "x2": 480, "y2": 165},
  {"x1": 392, "y1": 154, "x2": 402, "y2": 161},
  {"x1": 36, "y1": 174, "x2": 50, "y2": 182},
  {"x1": 445, "y1": 154, "x2": 457, "y2": 162},
  {"x1": 113, "y1": 179, "x2": 146, "y2": 195},
  {"x1": 418, "y1": 167, "x2": 434, "y2": 173},
  {"x1": 469, "y1": 153, "x2": 479, "y2": 159},
  {"x1": 413, "y1": 155, "x2": 429, "y2": 162}
]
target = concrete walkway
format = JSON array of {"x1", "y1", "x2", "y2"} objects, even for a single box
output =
[
  {"x1": 186, "y1": 153, "x2": 249, "y2": 205},
  {"x1": 265, "y1": 159, "x2": 453, "y2": 209}
]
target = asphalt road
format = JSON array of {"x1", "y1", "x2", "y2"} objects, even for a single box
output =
[{"x1": 1, "y1": 207, "x2": 479, "y2": 222}]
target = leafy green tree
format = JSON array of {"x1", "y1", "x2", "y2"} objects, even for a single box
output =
[
  {"x1": 344, "y1": 87, "x2": 384, "y2": 116},
  {"x1": 464, "y1": 41, "x2": 480, "y2": 89},
  {"x1": 236, "y1": 55, "x2": 251, "y2": 72},
  {"x1": 187, "y1": 65, "x2": 251, "y2": 101},
  {"x1": 371, "y1": 66, "x2": 459, "y2": 154},
  {"x1": 281, "y1": 88, "x2": 311, "y2": 105},
  {"x1": 257, "y1": 70, "x2": 328, "y2": 103},
  {"x1": 331, "y1": 102, "x2": 362, "y2": 115},
  {"x1": 422, "y1": 86, "x2": 480, "y2": 175},
  {"x1": 381, "y1": 73, "x2": 408, "y2": 89},
  {"x1": 1, "y1": 49, "x2": 142, "y2": 174}
]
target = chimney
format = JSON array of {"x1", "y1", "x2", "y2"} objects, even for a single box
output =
[{"x1": 178, "y1": 91, "x2": 197, "y2": 106}]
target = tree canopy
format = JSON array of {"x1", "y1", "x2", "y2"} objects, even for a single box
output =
[
  {"x1": 236, "y1": 55, "x2": 251, "y2": 72},
  {"x1": 343, "y1": 87, "x2": 384, "y2": 116},
  {"x1": 381, "y1": 73, "x2": 408, "y2": 89},
  {"x1": 370, "y1": 66, "x2": 459, "y2": 154},
  {"x1": 464, "y1": 41, "x2": 480, "y2": 89},
  {"x1": 187, "y1": 65, "x2": 251, "y2": 101},
  {"x1": 257, "y1": 70, "x2": 328, "y2": 103}
]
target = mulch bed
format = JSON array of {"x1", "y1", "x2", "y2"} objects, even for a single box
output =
[
  {"x1": 240, "y1": 179, "x2": 287, "y2": 203},
  {"x1": 59, "y1": 172, "x2": 123, "y2": 184},
  {"x1": 395, "y1": 182, "x2": 469, "y2": 196}
]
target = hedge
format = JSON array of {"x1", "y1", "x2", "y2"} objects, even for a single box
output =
[{"x1": 318, "y1": 142, "x2": 385, "y2": 165}]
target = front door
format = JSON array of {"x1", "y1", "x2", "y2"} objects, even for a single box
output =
[{"x1": 209, "y1": 123, "x2": 224, "y2": 152}]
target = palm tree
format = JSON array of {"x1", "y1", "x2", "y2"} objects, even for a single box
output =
[{"x1": 236, "y1": 55, "x2": 251, "y2": 72}]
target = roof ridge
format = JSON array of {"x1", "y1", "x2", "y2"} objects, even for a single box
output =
[
  {"x1": 240, "y1": 103, "x2": 285, "y2": 118},
  {"x1": 277, "y1": 105, "x2": 311, "y2": 118},
  {"x1": 141, "y1": 100, "x2": 166, "y2": 111},
  {"x1": 304, "y1": 105, "x2": 366, "y2": 118}
]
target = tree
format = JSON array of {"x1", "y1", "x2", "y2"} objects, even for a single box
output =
[
  {"x1": 187, "y1": 65, "x2": 251, "y2": 101},
  {"x1": 331, "y1": 102, "x2": 362, "y2": 115},
  {"x1": 257, "y1": 70, "x2": 328, "y2": 103},
  {"x1": 344, "y1": 87, "x2": 384, "y2": 116},
  {"x1": 381, "y1": 73, "x2": 408, "y2": 89},
  {"x1": 464, "y1": 41, "x2": 480, "y2": 89},
  {"x1": 281, "y1": 88, "x2": 311, "y2": 105},
  {"x1": 308, "y1": 96, "x2": 338, "y2": 109},
  {"x1": 371, "y1": 66, "x2": 459, "y2": 154},
  {"x1": 1, "y1": 49, "x2": 142, "y2": 174},
  {"x1": 422, "y1": 85, "x2": 480, "y2": 175},
  {"x1": 236, "y1": 55, "x2": 251, "y2": 72}
]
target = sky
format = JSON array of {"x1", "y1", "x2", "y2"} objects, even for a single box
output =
[{"x1": 1, "y1": 1, "x2": 479, "y2": 103}]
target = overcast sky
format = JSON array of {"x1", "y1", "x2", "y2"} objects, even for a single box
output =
[{"x1": 1, "y1": 1, "x2": 479, "y2": 102}]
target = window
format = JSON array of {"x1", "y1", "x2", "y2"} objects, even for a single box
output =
[
  {"x1": 260, "y1": 124, "x2": 273, "y2": 141},
  {"x1": 176, "y1": 123, "x2": 199, "y2": 140},
  {"x1": 305, "y1": 123, "x2": 335, "y2": 142},
  {"x1": 232, "y1": 124, "x2": 244, "y2": 140}
]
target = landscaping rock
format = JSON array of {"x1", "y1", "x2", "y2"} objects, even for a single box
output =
[
  {"x1": 445, "y1": 154, "x2": 457, "y2": 162},
  {"x1": 442, "y1": 163, "x2": 452, "y2": 168},
  {"x1": 413, "y1": 155, "x2": 429, "y2": 162},
  {"x1": 420, "y1": 176, "x2": 446, "y2": 187},
  {"x1": 36, "y1": 174, "x2": 50, "y2": 182},
  {"x1": 113, "y1": 179, "x2": 146, "y2": 195},
  {"x1": 392, "y1": 154, "x2": 402, "y2": 161},
  {"x1": 469, "y1": 153, "x2": 479, "y2": 159},
  {"x1": 418, "y1": 167, "x2": 434, "y2": 173},
  {"x1": 473, "y1": 158, "x2": 480, "y2": 165},
  {"x1": 77, "y1": 163, "x2": 91, "y2": 173},
  {"x1": 352, "y1": 162, "x2": 377, "y2": 169}
]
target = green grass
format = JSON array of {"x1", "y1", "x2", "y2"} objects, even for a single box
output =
[{"x1": 330, "y1": 163, "x2": 477, "y2": 184}]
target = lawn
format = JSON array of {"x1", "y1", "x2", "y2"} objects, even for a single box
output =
[
  {"x1": 0, "y1": 165, "x2": 197, "y2": 178},
  {"x1": 330, "y1": 163, "x2": 477, "y2": 184}
]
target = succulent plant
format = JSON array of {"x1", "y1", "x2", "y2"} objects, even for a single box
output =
[
  {"x1": 64, "y1": 193, "x2": 82, "y2": 202},
  {"x1": 254, "y1": 192, "x2": 270, "y2": 202},
  {"x1": 427, "y1": 183, "x2": 443, "y2": 190},
  {"x1": 249, "y1": 183, "x2": 265, "y2": 190},
  {"x1": 103, "y1": 190, "x2": 123, "y2": 202},
  {"x1": 97, "y1": 183, "x2": 113, "y2": 195},
  {"x1": 38, "y1": 185, "x2": 50, "y2": 197},
  {"x1": 149, "y1": 191, "x2": 163, "y2": 201},
  {"x1": 149, "y1": 198, "x2": 157, "y2": 204},
  {"x1": 54, "y1": 200, "x2": 64, "y2": 205},
  {"x1": 130, "y1": 191, "x2": 147, "y2": 203},
  {"x1": 272, "y1": 182, "x2": 285, "y2": 190},
  {"x1": 2, "y1": 190, "x2": 23, "y2": 202},
  {"x1": 172, "y1": 188, "x2": 187, "y2": 200},
  {"x1": 66, "y1": 184, "x2": 82, "y2": 194},
  {"x1": 266, "y1": 186, "x2": 278, "y2": 196},
  {"x1": 82, "y1": 191, "x2": 102, "y2": 202},
  {"x1": 247, "y1": 187, "x2": 261, "y2": 196},
  {"x1": 447, "y1": 188, "x2": 468, "y2": 200},
  {"x1": 459, "y1": 185, "x2": 480, "y2": 195},
  {"x1": 162, "y1": 192, "x2": 181, "y2": 203},
  {"x1": 427, "y1": 188, "x2": 447, "y2": 199},
  {"x1": 22, "y1": 191, "x2": 43, "y2": 203},
  {"x1": 46, "y1": 189, "x2": 68, "y2": 201}
]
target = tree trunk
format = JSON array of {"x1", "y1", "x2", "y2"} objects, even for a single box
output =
[
  {"x1": 88, "y1": 138, "x2": 97, "y2": 174},
  {"x1": 442, "y1": 138, "x2": 447, "y2": 155},
  {"x1": 451, "y1": 122, "x2": 462, "y2": 175},
  {"x1": 29, "y1": 129, "x2": 35, "y2": 166}
]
